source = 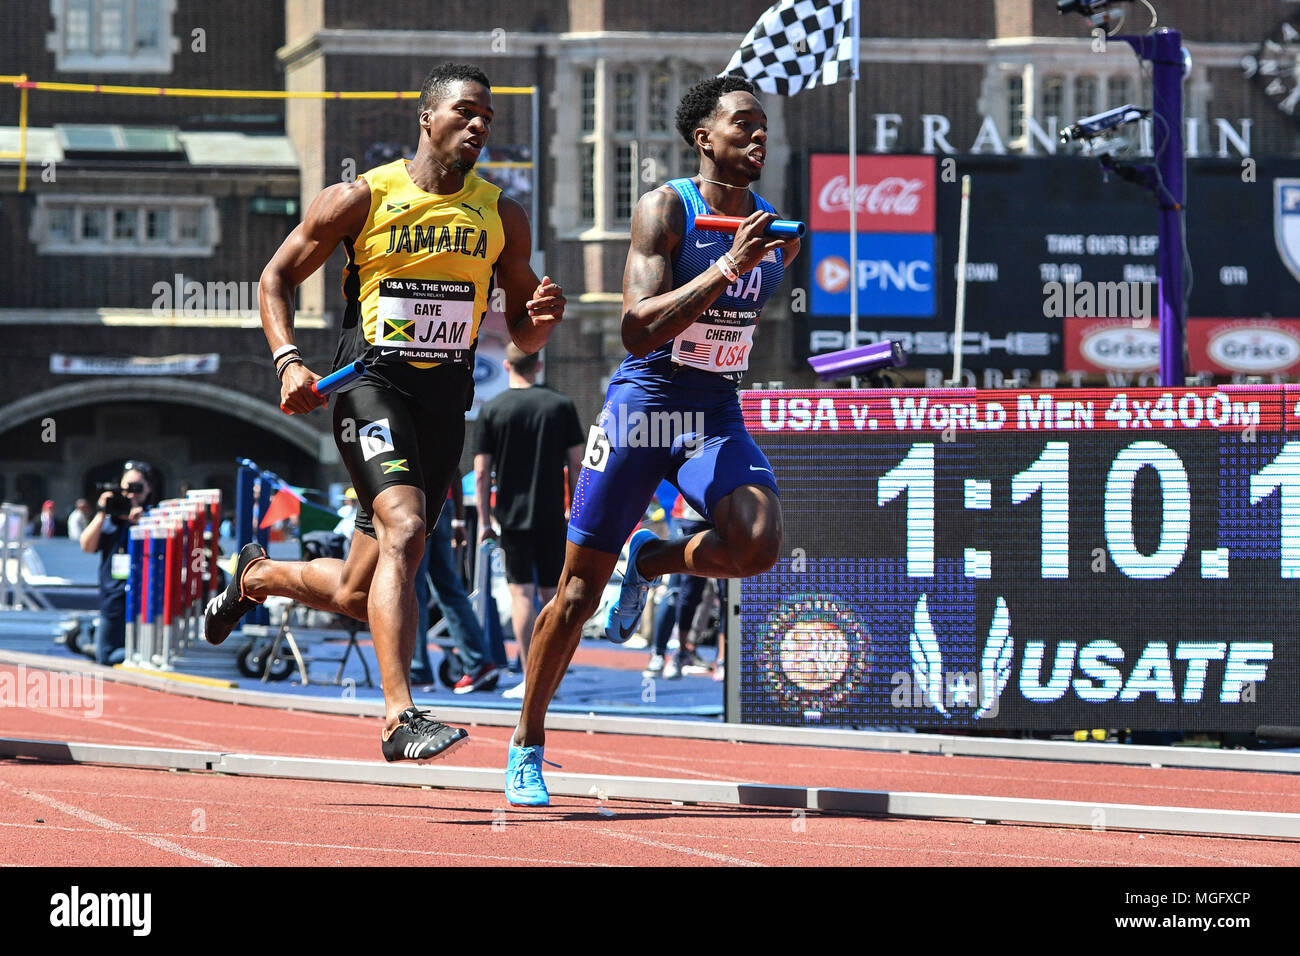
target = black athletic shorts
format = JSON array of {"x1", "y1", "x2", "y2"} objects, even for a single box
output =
[
  {"x1": 498, "y1": 527, "x2": 567, "y2": 588},
  {"x1": 331, "y1": 369, "x2": 470, "y2": 539}
]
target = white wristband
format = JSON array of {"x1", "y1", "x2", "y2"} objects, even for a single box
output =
[
  {"x1": 716, "y1": 257, "x2": 739, "y2": 283},
  {"x1": 272, "y1": 343, "x2": 300, "y2": 362}
]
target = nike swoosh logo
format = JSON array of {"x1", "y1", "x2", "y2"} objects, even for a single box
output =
[
  {"x1": 379, "y1": 348, "x2": 397, "y2": 357},
  {"x1": 619, "y1": 622, "x2": 638, "y2": 640},
  {"x1": 749, "y1": 465, "x2": 773, "y2": 474},
  {"x1": 695, "y1": 239, "x2": 718, "y2": 248}
]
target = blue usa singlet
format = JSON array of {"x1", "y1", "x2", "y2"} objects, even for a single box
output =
[
  {"x1": 567, "y1": 178, "x2": 791, "y2": 554},
  {"x1": 615, "y1": 178, "x2": 786, "y2": 390}
]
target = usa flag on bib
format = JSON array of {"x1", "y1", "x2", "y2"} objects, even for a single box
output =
[
  {"x1": 676, "y1": 341, "x2": 710, "y2": 367},
  {"x1": 721, "y1": 0, "x2": 855, "y2": 96}
]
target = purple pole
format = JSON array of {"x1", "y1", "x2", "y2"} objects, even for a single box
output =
[{"x1": 1120, "y1": 28, "x2": 1186, "y2": 387}]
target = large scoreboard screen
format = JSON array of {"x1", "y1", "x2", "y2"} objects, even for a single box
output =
[
  {"x1": 737, "y1": 387, "x2": 1300, "y2": 731},
  {"x1": 797, "y1": 156, "x2": 1300, "y2": 375}
]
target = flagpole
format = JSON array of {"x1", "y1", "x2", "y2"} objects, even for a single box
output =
[{"x1": 847, "y1": 0, "x2": 860, "y2": 388}]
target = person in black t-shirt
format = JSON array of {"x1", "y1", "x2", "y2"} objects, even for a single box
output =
[{"x1": 474, "y1": 344, "x2": 585, "y2": 697}]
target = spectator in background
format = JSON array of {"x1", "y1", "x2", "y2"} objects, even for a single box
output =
[
  {"x1": 66, "y1": 499, "x2": 93, "y2": 539},
  {"x1": 334, "y1": 487, "x2": 359, "y2": 539},
  {"x1": 37, "y1": 500, "x2": 57, "y2": 538},
  {"x1": 475, "y1": 344, "x2": 585, "y2": 700},
  {"x1": 79, "y1": 461, "x2": 157, "y2": 665},
  {"x1": 411, "y1": 475, "x2": 497, "y2": 693},
  {"x1": 646, "y1": 494, "x2": 714, "y2": 679}
]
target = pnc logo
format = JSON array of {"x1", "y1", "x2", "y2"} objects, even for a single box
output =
[{"x1": 816, "y1": 255, "x2": 851, "y2": 294}]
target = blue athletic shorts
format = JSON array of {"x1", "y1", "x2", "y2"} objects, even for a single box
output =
[{"x1": 567, "y1": 378, "x2": 779, "y2": 555}]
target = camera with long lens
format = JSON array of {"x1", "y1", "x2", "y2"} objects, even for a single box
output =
[
  {"x1": 96, "y1": 482, "x2": 131, "y2": 519},
  {"x1": 1059, "y1": 104, "x2": 1149, "y2": 144},
  {"x1": 1057, "y1": 0, "x2": 1128, "y2": 29}
]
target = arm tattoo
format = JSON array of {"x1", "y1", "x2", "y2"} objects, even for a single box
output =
[{"x1": 651, "y1": 281, "x2": 716, "y2": 336}]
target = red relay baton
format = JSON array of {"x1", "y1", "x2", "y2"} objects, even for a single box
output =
[{"x1": 693, "y1": 215, "x2": 806, "y2": 238}]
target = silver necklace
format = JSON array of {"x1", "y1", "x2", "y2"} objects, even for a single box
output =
[{"x1": 698, "y1": 175, "x2": 748, "y2": 191}]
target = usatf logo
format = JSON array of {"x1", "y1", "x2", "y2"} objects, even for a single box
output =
[
  {"x1": 907, "y1": 592, "x2": 1013, "y2": 719},
  {"x1": 899, "y1": 593, "x2": 1272, "y2": 711},
  {"x1": 381, "y1": 458, "x2": 409, "y2": 474}
]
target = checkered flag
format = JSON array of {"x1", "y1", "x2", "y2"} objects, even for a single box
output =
[{"x1": 722, "y1": 0, "x2": 855, "y2": 96}]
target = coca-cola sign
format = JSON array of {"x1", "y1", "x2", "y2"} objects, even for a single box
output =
[
  {"x1": 809, "y1": 155, "x2": 935, "y2": 233},
  {"x1": 819, "y1": 175, "x2": 924, "y2": 217}
]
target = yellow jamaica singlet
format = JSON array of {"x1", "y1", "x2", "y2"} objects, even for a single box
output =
[{"x1": 333, "y1": 158, "x2": 506, "y2": 378}]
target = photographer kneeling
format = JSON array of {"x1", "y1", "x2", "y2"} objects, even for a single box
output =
[{"x1": 80, "y1": 462, "x2": 157, "y2": 665}]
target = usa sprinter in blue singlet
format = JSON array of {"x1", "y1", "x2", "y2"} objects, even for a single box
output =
[{"x1": 505, "y1": 76, "x2": 800, "y2": 804}]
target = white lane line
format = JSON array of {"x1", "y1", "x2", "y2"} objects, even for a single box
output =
[
  {"x1": 0, "y1": 778, "x2": 235, "y2": 867},
  {"x1": 548, "y1": 749, "x2": 731, "y2": 781},
  {"x1": 8, "y1": 780, "x2": 1281, "y2": 865},
  {"x1": 1146, "y1": 842, "x2": 1269, "y2": 867},
  {"x1": 618, "y1": 823, "x2": 1277, "y2": 867},
  {"x1": 113, "y1": 716, "x2": 371, "y2": 740},
  {"x1": 0, "y1": 822, "x2": 610, "y2": 866},
  {"x1": 1, "y1": 710, "x2": 224, "y2": 749},
  {"x1": 0, "y1": 817, "x2": 1271, "y2": 867},
  {"x1": 562, "y1": 823, "x2": 763, "y2": 866}
]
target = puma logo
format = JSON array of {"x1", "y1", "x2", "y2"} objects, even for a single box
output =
[{"x1": 460, "y1": 202, "x2": 484, "y2": 219}]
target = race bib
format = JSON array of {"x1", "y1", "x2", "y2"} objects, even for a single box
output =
[
  {"x1": 374, "y1": 278, "x2": 476, "y2": 363},
  {"x1": 583, "y1": 425, "x2": 611, "y2": 473},
  {"x1": 111, "y1": 552, "x2": 131, "y2": 581},
  {"x1": 671, "y1": 320, "x2": 755, "y2": 374}
]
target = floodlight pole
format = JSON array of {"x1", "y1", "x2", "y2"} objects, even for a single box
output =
[{"x1": 1114, "y1": 28, "x2": 1187, "y2": 387}]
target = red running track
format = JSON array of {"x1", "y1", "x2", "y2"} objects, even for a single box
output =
[{"x1": 0, "y1": 665, "x2": 1295, "y2": 865}]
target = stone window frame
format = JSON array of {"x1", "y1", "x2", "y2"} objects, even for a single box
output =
[
  {"x1": 31, "y1": 194, "x2": 218, "y2": 256},
  {"x1": 47, "y1": 0, "x2": 180, "y2": 74}
]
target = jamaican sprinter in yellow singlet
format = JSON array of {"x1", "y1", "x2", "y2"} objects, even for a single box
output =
[
  {"x1": 336, "y1": 156, "x2": 505, "y2": 373},
  {"x1": 204, "y1": 63, "x2": 566, "y2": 765}
]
